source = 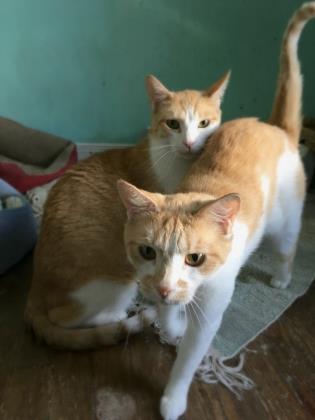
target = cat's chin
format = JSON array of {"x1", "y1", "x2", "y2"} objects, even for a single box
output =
[
  {"x1": 175, "y1": 149, "x2": 201, "y2": 160},
  {"x1": 138, "y1": 286, "x2": 190, "y2": 306},
  {"x1": 175, "y1": 149, "x2": 197, "y2": 160},
  {"x1": 160, "y1": 300, "x2": 179, "y2": 306},
  {"x1": 160, "y1": 297, "x2": 192, "y2": 306}
]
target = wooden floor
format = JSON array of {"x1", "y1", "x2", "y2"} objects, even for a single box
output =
[{"x1": 0, "y1": 256, "x2": 314, "y2": 420}]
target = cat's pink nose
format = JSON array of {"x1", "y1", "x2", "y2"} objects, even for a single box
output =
[
  {"x1": 158, "y1": 286, "x2": 171, "y2": 299},
  {"x1": 183, "y1": 140, "x2": 193, "y2": 151}
]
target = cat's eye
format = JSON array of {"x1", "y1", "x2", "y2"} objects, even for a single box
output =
[
  {"x1": 185, "y1": 253, "x2": 205, "y2": 267},
  {"x1": 198, "y1": 119, "x2": 210, "y2": 128},
  {"x1": 166, "y1": 119, "x2": 180, "y2": 130},
  {"x1": 139, "y1": 245, "x2": 156, "y2": 260}
]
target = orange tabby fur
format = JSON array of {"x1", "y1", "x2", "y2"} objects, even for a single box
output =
[
  {"x1": 180, "y1": 118, "x2": 289, "y2": 234},
  {"x1": 179, "y1": 2, "x2": 314, "y2": 234},
  {"x1": 25, "y1": 142, "x2": 157, "y2": 348}
]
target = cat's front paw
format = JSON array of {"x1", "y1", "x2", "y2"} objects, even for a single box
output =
[
  {"x1": 160, "y1": 393, "x2": 186, "y2": 420},
  {"x1": 160, "y1": 332, "x2": 181, "y2": 346},
  {"x1": 159, "y1": 326, "x2": 184, "y2": 346},
  {"x1": 160, "y1": 318, "x2": 186, "y2": 346}
]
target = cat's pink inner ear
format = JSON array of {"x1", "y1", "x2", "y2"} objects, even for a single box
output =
[
  {"x1": 146, "y1": 75, "x2": 172, "y2": 110},
  {"x1": 204, "y1": 70, "x2": 231, "y2": 104},
  {"x1": 117, "y1": 180, "x2": 158, "y2": 219},
  {"x1": 198, "y1": 193, "x2": 240, "y2": 235},
  {"x1": 210, "y1": 193, "x2": 240, "y2": 235}
]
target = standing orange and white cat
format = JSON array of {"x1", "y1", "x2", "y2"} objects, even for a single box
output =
[{"x1": 117, "y1": 4, "x2": 314, "y2": 419}]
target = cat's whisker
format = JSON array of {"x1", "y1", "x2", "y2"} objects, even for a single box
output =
[
  {"x1": 178, "y1": 303, "x2": 182, "y2": 325},
  {"x1": 189, "y1": 301, "x2": 203, "y2": 333},
  {"x1": 192, "y1": 297, "x2": 209, "y2": 325},
  {"x1": 188, "y1": 302, "x2": 197, "y2": 325},
  {"x1": 149, "y1": 144, "x2": 173, "y2": 151},
  {"x1": 159, "y1": 152, "x2": 176, "y2": 183},
  {"x1": 149, "y1": 150, "x2": 173, "y2": 171},
  {"x1": 193, "y1": 294, "x2": 202, "y2": 302},
  {"x1": 149, "y1": 146, "x2": 174, "y2": 166},
  {"x1": 139, "y1": 144, "x2": 173, "y2": 153},
  {"x1": 192, "y1": 296, "x2": 210, "y2": 326},
  {"x1": 180, "y1": 303, "x2": 186, "y2": 329},
  {"x1": 191, "y1": 299, "x2": 209, "y2": 330},
  {"x1": 192, "y1": 297, "x2": 208, "y2": 321},
  {"x1": 183, "y1": 304, "x2": 187, "y2": 329},
  {"x1": 186, "y1": 303, "x2": 195, "y2": 329}
]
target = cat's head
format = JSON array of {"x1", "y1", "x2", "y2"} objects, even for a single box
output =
[
  {"x1": 146, "y1": 72, "x2": 230, "y2": 158},
  {"x1": 117, "y1": 180, "x2": 240, "y2": 305}
]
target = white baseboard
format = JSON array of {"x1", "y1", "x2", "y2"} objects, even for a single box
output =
[{"x1": 76, "y1": 142, "x2": 127, "y2": 160}]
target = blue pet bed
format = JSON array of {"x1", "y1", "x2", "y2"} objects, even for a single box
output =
[{"x1": 0, "y1": 179, "x2": 37, "y2": 274}]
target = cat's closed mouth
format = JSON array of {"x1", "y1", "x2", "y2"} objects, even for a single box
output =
[{"x1": 175, "y1": 150, "x2": 197, "y2": 160}]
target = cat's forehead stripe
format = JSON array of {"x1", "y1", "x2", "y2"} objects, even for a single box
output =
[
  {"x1": 154, "y1": 215, "x2": 187, "y2": 253},
  {"x1": 185, "y1": 106, "x2": 197, "y2": 124}
]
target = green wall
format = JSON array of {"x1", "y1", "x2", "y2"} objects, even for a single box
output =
[{"x1": 0, "y1": 0, "x2": 314, "y2": 143}]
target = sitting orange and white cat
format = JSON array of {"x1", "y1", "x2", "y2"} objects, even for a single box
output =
[{"x1": 116, "y1": 4, "x2": 314, "y2": 419}]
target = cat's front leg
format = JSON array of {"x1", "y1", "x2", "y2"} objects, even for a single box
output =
[
  {"x1": 160, "y1": 279, "x2": 235, "y2": 420},
  {"x1": 158, "y1": 303, "x2": 186, "y2": 346},
  {"x1": 160, "y1": 316, "x2": 222, "y2": 420}
]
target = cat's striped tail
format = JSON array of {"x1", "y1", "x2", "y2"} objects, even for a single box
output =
[{"x1": 269, "y1": 2, "x2": 315, "y2": 144}]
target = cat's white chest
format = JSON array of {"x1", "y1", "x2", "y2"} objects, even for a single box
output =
[{"x1": 149, "y1": 143, "x2": 193, "y2": 193}]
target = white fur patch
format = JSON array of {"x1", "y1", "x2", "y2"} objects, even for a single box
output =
[
  {"x1": 260, "y1": 175, "x2": 270, "y2": 210},
  {"x1": 184, "y1": 108, "x2": 219, "y2": 153},
  {"x1": 149, "y1": 138, "x2": 192, "y2": 193},
  {"x1": 149, "y1": 115, "x2": 220, "y2": 193},
  {"x1": 71, "y1": 279, "x2": 137, "y2": 327},
  {"x1": 168, "y1": 254, "x2": 184, "y2": 287},
  {"x1": 266, "y1": 145, "x2": 303, "y2": 237}
]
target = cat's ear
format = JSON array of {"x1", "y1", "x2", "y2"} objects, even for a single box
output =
[
  {"x1": 146, "y1": 75, "x2": 172, "y2": 110},
  {"x1": 117, "y1": 180, "x2": 159, "y2": 219},
  {"x1": 197, "y1": 193, "x2": 240, "y2": 236},
  {"x1": 204, "y1": 70, "x2": 231, "y2": 104}
]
